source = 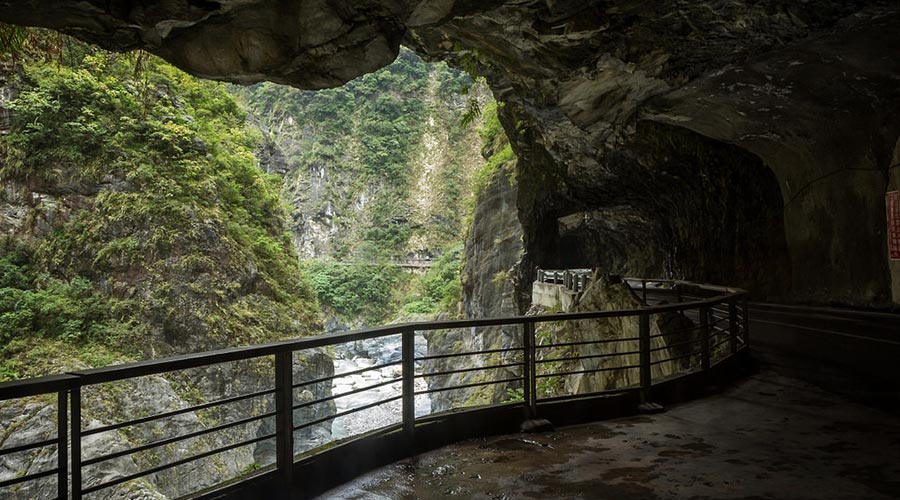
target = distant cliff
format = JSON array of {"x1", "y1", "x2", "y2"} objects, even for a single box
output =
[
  {"x1": 424, "y1": 102, "x2": 525, "y2": 411},
  {"x1": 232, "y1": 49, "x2": 487, "y2": 263}
]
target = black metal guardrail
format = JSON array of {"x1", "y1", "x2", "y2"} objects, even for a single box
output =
[{"x1": 0, "y1": 278, "x2": 749, "y2": 500}]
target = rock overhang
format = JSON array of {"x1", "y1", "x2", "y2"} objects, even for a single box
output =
[
  {"x1": 0, "y1": 0, "x2": 509, "y2": 89},
  {"x1": 3, "y1": 0, "x2": 900, "y2": 307}
]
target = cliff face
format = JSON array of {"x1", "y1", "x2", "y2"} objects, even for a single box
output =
[
  {"x1": 6, "y1": 2, "x2": 898, "y2": 307},
  {"x1": 407, "y1": 2, "x2": 900, "y2": 307},
  {"x1": 231, "y1": 49, "x2": 486, "y2": 263},
  {"x1": 424, "y1": 107, "x2": 523, "y2": 411},
  {"x1": 0, "y1": 45, "x2": 333, "y2": 499}
]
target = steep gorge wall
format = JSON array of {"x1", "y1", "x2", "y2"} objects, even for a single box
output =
[
  {"x1": 231, "y1": 49, "x2": 487, "y2": 262},
  {"x1": 408, "y1": 2, "x2": 900, "y2": 308},
  {"x1": 0, "y1": 46, "x2": 333, "y2": 499},
  {"x1": 424, "y1": 134, "x2": 523, "y2": 411},
  {"x1": 6, "y1": 0, "x2": 895, "y2": 308}
]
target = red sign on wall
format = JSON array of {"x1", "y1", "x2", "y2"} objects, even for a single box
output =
[{"x1": 888, "y1": 191, "x2": 900, "y2": 260}]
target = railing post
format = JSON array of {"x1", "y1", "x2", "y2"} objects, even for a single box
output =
[
  {"x1": 401, "y1": 327, "x2": 416, "y2": 445},
  {"x1": 742, "y1": 297, "x2": 750, "y2": 347},
  {"x1": 700, "y1": 306, "x2": 711, "y2": 371},
  {"x1": 641, "y1": 280, "x2": 647, "y2": 303},
  {"x1": 274, "y1": 351, "x2": 294, "y2": 500},
  {"x1": 676, "y1": 285, "x2": 685, "y2": 316},
  {"x1": 638, "y1": 312, "x2": 662, "y2": 413},
  {"x1": 71, "y1": 386, "x2": 81, "y2": 500},
  {"x1": 729, "y1": 300, "x2": 738, "y2": 354},
  {"x1": 522, "y1": 321, "x2": 537, "y2": 418},
  {"x1": 638, "y1": 312, "x2": 651, "y2": 403},
  {"x1": 57, "y1": 389, "x2": 68, "y2": 500}
]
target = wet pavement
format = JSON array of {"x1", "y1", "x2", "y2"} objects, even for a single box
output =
[{"x1": 314, "y1": 369, "x2": 900, "y2": 499}]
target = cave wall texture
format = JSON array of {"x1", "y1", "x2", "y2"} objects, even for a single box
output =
[{"x1": 2, "y1": 0, "x2": 899, "y2": 308}]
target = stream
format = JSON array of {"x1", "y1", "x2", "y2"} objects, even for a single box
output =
[{"x1": 329, "y1": 333, "x2": 431, "y2": 440}]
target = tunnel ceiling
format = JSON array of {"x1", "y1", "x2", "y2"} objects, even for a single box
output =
[{"x1": 3, "y1": 1, "x2": 900, "y2": 307}]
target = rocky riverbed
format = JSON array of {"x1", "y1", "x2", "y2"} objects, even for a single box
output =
[{"x1": 328, "y1": 333, "x2": 431, "y2": 440}]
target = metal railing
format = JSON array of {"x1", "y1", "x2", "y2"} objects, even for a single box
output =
[
  {"x1": 0, "y1": 278, "x2": 749, "y2": 500},
  {"x1": 536, "y1": 268, "x2": 593, "y2": 293}
]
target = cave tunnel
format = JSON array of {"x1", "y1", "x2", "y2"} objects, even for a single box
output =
[
  {"x1": 553, "y1": 122, "x2": 791, "y2": 302},
  {"x1": 1, "y1": 2, "x2": 900, "y2": 500}
]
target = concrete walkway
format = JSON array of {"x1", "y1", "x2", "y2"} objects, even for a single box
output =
[{"x1": 315, "y1": 370, "x2": 900, "y2": 499}]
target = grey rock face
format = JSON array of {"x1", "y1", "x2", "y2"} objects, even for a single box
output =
[
  {"x1": 530, "y1": 274, "x2": 683, "y2": 397},
  {"x1": 2, "y1": 2, "x2": 897, "y2": 305},
  {"x1": 411, "y1": 3, "x2": 896, "y2": 304},
  {"x1": 424, "y1": 152, "x2": 523, "y2": 412},
  {"x1": 646, "y1": 11, "x2": 900, "y2": 305},
  {"x1": 1, "y1": 353, "x2": 335, "y2": 500},
  {"x1": 0, "y1": 0, "x2": 404, "y2": 88},
  {"x1": 409, "y1": 2, "x2": 900, "y2": 307}
]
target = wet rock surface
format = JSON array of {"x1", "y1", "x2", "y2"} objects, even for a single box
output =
[
  {"x1": 3, "y1": 2, "x2": 900, "y2": 308},
  {"x1": 423, "y1": 148, "x2": 523, "y2": 413},
  {"x1": 318, "y1": 369, "x2": 900, "y2": 500}
]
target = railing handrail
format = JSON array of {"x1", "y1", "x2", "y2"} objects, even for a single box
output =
[
  {"x1": 0, "y1": 279, "x2": 745, "y2": 391},
  {"x1": 0, "y1": 277, "x2": 750, "y2": 500},
  {"x1": 0, "y1": 373, "x2": 80, "y2": 401}
]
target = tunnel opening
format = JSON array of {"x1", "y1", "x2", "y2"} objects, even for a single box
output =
[{"x1": 544, "y1": 121, "x2": 791, "y2": 301}]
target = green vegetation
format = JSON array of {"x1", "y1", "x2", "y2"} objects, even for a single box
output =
[
  {"x1": 401, "y1": 243, "x2": 463, "y2": 315},
  {"x1": 471, "y1": 101, "x2": 515, "y2": 197},
  {"x1": 0, "y1": 30, "x2": 514, "y2": 380},
  {"x1": 290, "y1": 71, "x2": 513, "y2": 325},
  {"x1": 231, "y1": 48, "x2": 479, "y2": 261},
  {"x1": 303, "y1": 242, "x2": 463, "y2": 324},
  {"x1": 503, "y1": 387, "x2": 524, "y2": 403},
  {"x1": 303, "y1": 261, "x2": 402, "y2": 325},
  {"x1": 231, "y1": 48, "x2": 498, "y2": 325},
  {"x1": 0, "y1": 241, "x2": 131, "y2": 379},
  {"x1": 0, "y1": 32, "x2": 319, "y2": 380}
]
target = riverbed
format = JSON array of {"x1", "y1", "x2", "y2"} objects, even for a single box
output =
[{"x1": 329, "y1": 334, "x2": 431, "y2": 440}]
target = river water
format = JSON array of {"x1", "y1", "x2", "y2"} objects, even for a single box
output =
[{"x1": 329, "y1": 333, "x2": 431, "y2": 440}]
